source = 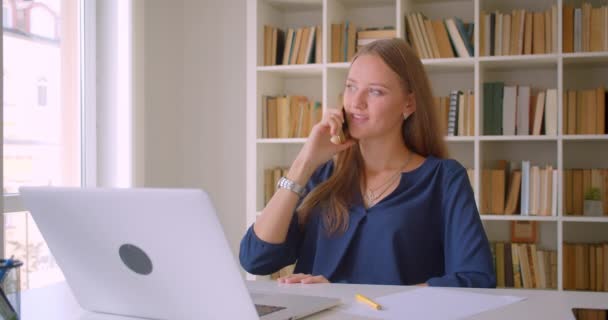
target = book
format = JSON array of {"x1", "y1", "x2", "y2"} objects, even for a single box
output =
[
  {"x1": 504, "y1": 242, "x2": 514, "y2": 287},
  {"x1": 563, "y1": 5, "x2": 574, "y2": 53},
  {"x1": 523, "y1": 11, "x2": 532, "y2": 55},
  {"x1": 445, "y1": 18, "x2": 471, "y2": 58},
  {"x1": 517, "y1": 86, "x2": 531, "y2": 135},
  {"x1": 532, "y1": 12, "x2": 545, "y2": 54},
  {"x1": 493, "y1": 82, "x2": 504, "y2": 135},
  {"x1": 532, "y1": 90, "x2": 545, "y2": 135},
  {"x1": 447, "y1": 90, "x2": 461, "y2": 136},
  {"x1": 504, "y1": 170, "x2": 522, "y2": 215},
  {"x1": 503, "y1": 86, "x2": 517, "y2": 136},
  {"x1": 521, "y1": 160, "x2": 530, "y2": 215},
  {"x1": 544, "y1": 89, "x2": 557, "y2": 136},
  {"x1": 454, "y1": 17, "x2": 474, "y2": 57}
]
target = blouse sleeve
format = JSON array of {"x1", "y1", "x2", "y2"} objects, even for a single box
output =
[
  {"x1": 239, "y1": 213, "x2": 303, "y2": 275},
  {"x1": 426, "y1": 160, "x2": 497, "y2": 288}
]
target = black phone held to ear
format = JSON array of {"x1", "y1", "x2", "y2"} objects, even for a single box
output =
[{"x1": 330, "y1": 107, "x2": 349, "y2": 144}]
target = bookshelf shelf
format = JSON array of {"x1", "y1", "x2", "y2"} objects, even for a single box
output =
[
  {"x1": 481, "y1": 215, "x2": 559, "y2": 222},
  {"x1": 561, "y1": 217, "x2": 608, "y2": 223},
  {"x1": 341, "y1": 0, "x2": 394, "y2": 5},
  {"x1": 256, "y1": 64, "x2": 324, "y2": 76},
  {"x1": 263, "y1": 0, "x2": 323, "y2": 10},
  {"x1": 479, "y1": 135, "x2": 558, "y2": 141},
  {"x1": 562, "y1": 51, "x2": 608, "y2": 65},
  {"x1": 445, "y1": 136, "x2": 475, "y2": 142},
  {"x1": 479, "y1": 54, "x2": 559, "y2": 69},
  {"x1": 247, "y1": 0, "x2": 608, "y2": 288},
  {"x1": 562, "y1": 135, "x2": 608, "y2": 141},
  {"x1": 325, "y1": 59, "x2": 475, "y2": 72},
  {"x1": 422, "y1": 57, "x2": 475, "y2": 72}
]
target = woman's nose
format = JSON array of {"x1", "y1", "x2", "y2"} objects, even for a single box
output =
[{"x1": 350, "y1": 89, "x2": 366, "y2": 110}]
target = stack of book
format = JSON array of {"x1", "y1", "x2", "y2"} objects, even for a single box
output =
[
  {"x1": 563, "y1": 87, "x2": 607, "y2": 135},
  {"x1": 491, "y1": 241, "x2": 557, "y2": 289},
  {"x1": 434, "y1": 90, "x2": 475, "y2": 137},
  {"x1": 261, "y1": 95, "x2": 322, "y2": 139},
  {"x1": 263, "y1": 25, "x2": 322, "y2": 66},
  {"x1": 481, "y1": 160, "x2": 557, "y2": 216},
  {"x1": 563, "y1": 169, "x2": 608, "y2": 216},
  {"x1": 483, "y1": 84, "x2": 557, "y2": 136},
  {"x1": 331, "y1": 22, "x2": 396, "y2": 62},
  {"x1": 405, "y1": 13, "x2": 473, "y2": 58},
  {"x1": 563, "y1": 3, "x2": 608, "y2": 53},
  {"x1": 264, "y1": 166, "x2": 289, "y2": 205},
  {"x1": 563, "y1": 242, "x2": 608, "y2": 291},
  {"x1": 356, "y1": 28, "x2": 397, "y2": 52},
  {"x1": 480, "y1": 6, "x2": 558, "y2": 56}
]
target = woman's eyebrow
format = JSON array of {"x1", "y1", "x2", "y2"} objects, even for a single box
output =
[
  {"x1": 369, "y1": 82, "x2": 390, "y2": 90},
  {"x1": 346, "y1": 78, "x2": 390, "y2": 89}
]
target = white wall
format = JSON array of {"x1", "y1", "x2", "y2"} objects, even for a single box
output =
[
  {"x1": 142, "y1": 0, "x2": 184, "y2": 188},
  {"x1": 142, "y1": 0, "x2": 247, "y2": 257}
]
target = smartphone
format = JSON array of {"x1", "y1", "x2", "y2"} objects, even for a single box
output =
[
  {"x1": 331, "y1": 107, "x2": 350, "y2": 144},
  {"x1": 572, "y1": 308, "x2": 607, "y2": 320},
  {"x1": 341, "y1": 107, "x2": 349, "y2": 138}
]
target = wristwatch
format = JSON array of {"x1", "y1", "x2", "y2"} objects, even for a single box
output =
[{"x1": 276, "y1": 177, "x2": 307, "y2": 198}]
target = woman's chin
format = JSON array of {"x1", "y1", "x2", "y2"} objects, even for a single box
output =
[{"x1": 348, "y1": 131, "x2": 369, "y2": 142}]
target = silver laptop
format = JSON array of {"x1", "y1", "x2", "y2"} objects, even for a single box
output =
[{"x1": 19, "y1": 187, "x2": 340, "y2": 320}]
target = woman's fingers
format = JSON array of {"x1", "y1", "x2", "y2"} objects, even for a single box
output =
[
  {"x1": 324, "y1": 111, "x2": 345, "y2": 137},
  {"x1": 327, "y1": 116, "x2": 343, "y2": 137},
  {"x1": 277, "y1": 273, "x2": 309, "y2": 284},
  {"x1": 300, "y1": 275, "x2": 329, "y2": 284},
  {"x1": 277, "y1": 273, "x2": 329, "y2": 284},
  {"x1": 311, "y1": 108, "x2": 344, "y2": 137}
]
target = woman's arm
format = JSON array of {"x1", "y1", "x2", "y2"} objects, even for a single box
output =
[
  {"x1": 239, "y1": 210, "x2": 303, "y2": 275},
  {"x1": 253, "y1": 158, "x2": 316, "y2": 244},
  {"x1": 240, "y1": 108, "x2": 354, "y2": 275},
  {"x1": 239, "y1": 161, "x2": 335, "y2": 275},
  {"x1": 426, "y1": 161, "x2": 497, "y2": 288}
]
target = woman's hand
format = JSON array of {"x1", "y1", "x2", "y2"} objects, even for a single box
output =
[
  {"x1": 277, "y1": 273, "x2": 330, "y2": 284},
  {"x1": 293, "y1": 108, "x2": 356, "y2": 173}
]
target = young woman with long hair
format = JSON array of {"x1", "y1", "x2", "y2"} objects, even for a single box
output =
[{"x1": 239, "y1": 38, "x2": 495, "y2": 288}]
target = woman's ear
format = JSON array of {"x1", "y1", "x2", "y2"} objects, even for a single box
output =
[{"x1": 403, "y1": 93, "x2": 416, "y2": 119}]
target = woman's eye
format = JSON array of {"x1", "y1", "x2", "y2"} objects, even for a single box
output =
[
  {"x1": 369, "y1": 89, "x2": 383, "y2": 96},
  {"x1": 345, "y1": 84, "x2": 356, "y2": 92}
]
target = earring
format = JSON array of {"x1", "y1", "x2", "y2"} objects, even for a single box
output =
[{"x1": 403, "y1": 113, "x2": 409, "y2": 120}]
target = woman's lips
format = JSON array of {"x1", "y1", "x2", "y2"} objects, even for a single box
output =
[{"x1": 350, "y1": 113, "x2": 369, "y2": 123}]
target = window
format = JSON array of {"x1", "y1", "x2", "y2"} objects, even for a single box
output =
[{"x1": 3, "y1": 0, "x2": 88, "y2": 290}]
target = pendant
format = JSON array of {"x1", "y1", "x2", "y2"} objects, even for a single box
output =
[{"x1": 365, "y1": 191, "x2": 376, "y2": 206}]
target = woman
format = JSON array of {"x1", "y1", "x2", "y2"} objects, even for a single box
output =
[{"x1": 239, "y1": 38, "x2": 496, "y2": 288}]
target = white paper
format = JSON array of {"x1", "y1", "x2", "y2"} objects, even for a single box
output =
[{"x1": 340, "y1": 287, "x2": 526, "y2": 320}]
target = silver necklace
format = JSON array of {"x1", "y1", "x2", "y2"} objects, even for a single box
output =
[{"x1": 363, "y1": 151, "x2": 412, "y2": 207}]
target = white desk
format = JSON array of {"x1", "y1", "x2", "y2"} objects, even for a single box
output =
[{"x1": 21, "y1": 280, "x2": 608, "y2": 320}]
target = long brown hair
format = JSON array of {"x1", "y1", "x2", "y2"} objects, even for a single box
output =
[{"x1": 297, "y1": 38, "x2": 448, "y2": 234}]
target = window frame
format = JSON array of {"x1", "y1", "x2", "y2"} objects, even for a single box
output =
[{"x1": 1, "y1": 0, "x2": 98, "y2": 253}]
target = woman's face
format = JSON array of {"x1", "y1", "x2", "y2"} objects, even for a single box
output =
[{"x1": 343, "y1": 54, "x2": 412, "y2": 141}]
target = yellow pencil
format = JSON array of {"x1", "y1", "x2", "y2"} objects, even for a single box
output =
[{"x1": 355, "y1": 293, "x2": 382, "y2": 310}]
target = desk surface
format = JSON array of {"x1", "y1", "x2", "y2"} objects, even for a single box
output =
[{"x1": 21, "y1": 280, "x2": 608, "y2": 320}]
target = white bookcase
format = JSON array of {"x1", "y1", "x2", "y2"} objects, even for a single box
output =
[{"x1": 246, "y1": 0, "x2": 608, "y2": 289}]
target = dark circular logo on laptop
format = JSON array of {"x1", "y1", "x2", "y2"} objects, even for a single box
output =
[{"x1": 119, "y1": 244, "x2": 153, "y2": 275}]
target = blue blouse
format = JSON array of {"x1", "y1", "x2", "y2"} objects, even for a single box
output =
[{"x1": 239, "y1": 156, "x2": 496, "y2": 288}]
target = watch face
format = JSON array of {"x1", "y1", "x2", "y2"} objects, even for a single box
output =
[{"x1": 277, "y1": 177, "x2": 304, "y2": 197}]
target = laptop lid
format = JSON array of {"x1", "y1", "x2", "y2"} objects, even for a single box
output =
[{"x1": 20, "y1": 187, "x2": 258, "y2": 320}]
